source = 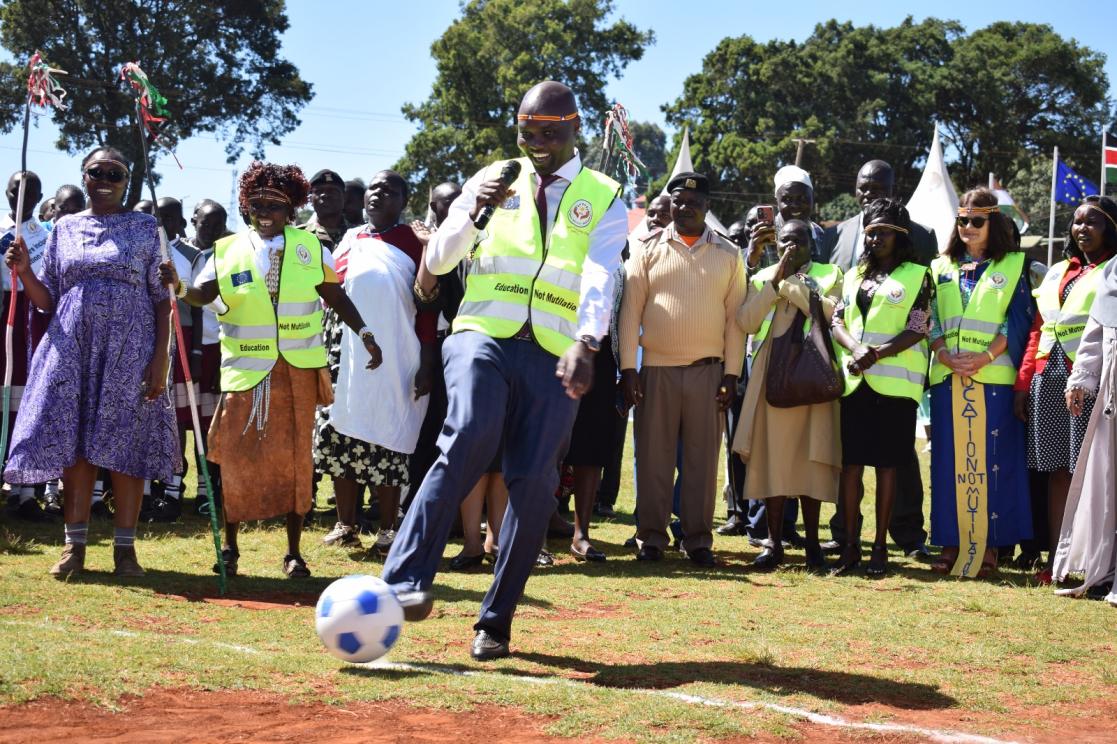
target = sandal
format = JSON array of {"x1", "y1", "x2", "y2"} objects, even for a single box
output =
[
  {"x1": 212, "y1": 547, "x2": 239, "y2": 577},
  {"x1": 977, "y1": 560, "x2": 997, "y2": 579},
  {"x1": 282, "y1": 554, "x2": 311, "y2": 578},
  {"x1": 929, "y1": 556, "x2": 953, "y2": 575},
  {"x1": 865, "y1": 543, "x2": 889, "y2": 577}
]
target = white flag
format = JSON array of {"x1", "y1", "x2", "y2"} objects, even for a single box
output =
[{"x1": 906, "y1": 124, "x2": 959, "y2": 255}]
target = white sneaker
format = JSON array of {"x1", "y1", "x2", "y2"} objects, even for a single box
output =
[
  {"x1": 323, "y1": 521, "x2": 361, "y2": 548},
  {"x1": 373, "y1": 529, "x2": 396, "y2": 553}
]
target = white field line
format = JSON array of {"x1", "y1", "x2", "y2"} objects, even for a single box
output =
[{"x1": 4, "y1": 619, "x2": 1016, "y2": 744}]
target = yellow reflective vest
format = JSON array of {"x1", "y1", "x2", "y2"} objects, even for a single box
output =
[
  {"x1": 453, "y1": 157, "x2": 621, "y2": 357},
  {"x1": 1033, "y1": 257, "x2": 1112, "y2": 363},
  {"x1": 929, "y1": 251, "x2": 1025, "y2": 386},
  {"x1": 214, "y1": 226, "x2": 327, "y2": 392},
  {"x1": 749, "y1": 261, "x2": 843, "y2": 346},
  {"x1": 836, "y1": 261, "x2": 930, "y2": 403}
]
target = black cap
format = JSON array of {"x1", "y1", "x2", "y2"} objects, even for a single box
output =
[
  {"x1": 309, "y1": 169, "x2": 343, "y2": 188},
  {"x1": 666, "y1": 171, "x2": 709, "y2": 195}
]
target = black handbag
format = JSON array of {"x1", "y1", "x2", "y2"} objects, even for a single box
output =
[{"x1": 765, "y1": 289, "x2": 843, "y2": 408}]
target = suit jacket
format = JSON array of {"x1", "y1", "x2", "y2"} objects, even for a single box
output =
[{"x1": 819, "y1": 213, "x2": 937, "y2": 271}]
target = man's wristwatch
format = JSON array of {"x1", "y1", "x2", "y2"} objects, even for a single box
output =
[
  {"x1": 358, "y1": 326, "x2": 375, "y2": 342},
  {"x1": 175, "y1": 280, "x2": 188, "y2": 299},
  {"x1": 579, "y1": 335, "x2": 601, "y2": 353}
]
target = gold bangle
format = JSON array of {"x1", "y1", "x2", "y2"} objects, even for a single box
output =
[
  {"x1": 985, "y1": 350, "x2": 996, "y2": 363},
  {"x1": 412, "y1": 278, "x2": 439, "y2": 303}
]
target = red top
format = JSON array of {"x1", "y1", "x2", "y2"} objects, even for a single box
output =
[
  {"x1": 335, "y1": 223, "x2": 438, "y2": 345},
  {"x1": 1014, "y1": 254, "x2": 1110, "y2": 391}
]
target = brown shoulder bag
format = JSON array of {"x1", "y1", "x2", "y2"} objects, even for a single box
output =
[{"x1": 764, "y1": 289, "x2": 843, "y2": 408}]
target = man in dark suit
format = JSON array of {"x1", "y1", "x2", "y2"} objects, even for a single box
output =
[{"x1": 818, "y1": 160, "x2": 935, "y2": 559}]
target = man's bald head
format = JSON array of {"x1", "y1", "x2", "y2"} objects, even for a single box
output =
[
  {"x1": 516, "y1": 81, "x2": 580, "y2": 176},
  {"x1": 518, "y1": 80, "x2": 578, "y2": 119},
  {"x1": 855, "y1": 160, "x2": 895, "y2": 211},
  {"x1": 430, "y1": 181, "x2": 462, "y2": 228}
]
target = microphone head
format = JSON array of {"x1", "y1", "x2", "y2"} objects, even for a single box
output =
[{"x1": 499, "y1": 160, "x2": 522, "y2": 184}]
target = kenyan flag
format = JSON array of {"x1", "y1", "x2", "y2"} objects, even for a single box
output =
[{"x1": 1106, "y1": 140, "x2": 1117, "y2": 193}]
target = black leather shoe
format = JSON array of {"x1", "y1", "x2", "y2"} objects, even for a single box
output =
[
  {"x1": 470, "y1": 629, "x2": 510, "y2": 661},
  {"x1": 570, "y1": 544, "x2": 607, "y2": 562},
  {"x1": 804, "y1": 546, "x2": 829, "y2": 574},
  {"x1": 623, "y1": 533, "x2": 638, "y2": 548},
  {"x1": 903, "y1": 543, "x2": 932, "y2": 561},
  {"x1": 449, "y1": 552, "x2": 485, "y2": 571},
  {"x1": 395, "y1": 590, "x2": 435, "y2": 622},
  {"x1": 535, "y1": 549, "x2": 554, "y2": 567},
  {"x1": 687, "y1": 547, "x2": 716, "y2": 567},
  {"x1": 783, "y1": 532, "x2": 806, "y2": 548},
  {"x1": 819, "y1": 539, "x2": 844, "y2": 556},
  {"x1": 635, "y1": 545, "x2": 663, "y2": 561},
  {"x1": 751, "y1": 547, "x2": 783, "y2": 571},
  {"x1": 593, "y1": 503, "x2": 617, "y2": 519}
]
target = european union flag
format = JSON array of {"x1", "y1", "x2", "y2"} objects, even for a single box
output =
[{"x1": 1055, "y1": 160, "x2": 1099, "y2": 205}]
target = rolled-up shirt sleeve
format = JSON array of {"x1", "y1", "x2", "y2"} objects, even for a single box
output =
[
  {"x1": 577, "y1": 196, "x2": 627, "y2": 340},
  {"x1": 426, "y1": 168, "x2": 485, "y2": 275}
]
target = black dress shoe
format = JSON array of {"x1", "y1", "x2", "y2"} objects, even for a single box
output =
[
  {"x1": 751, "y1": 547, "x2": 783, "y2": 571},
  {"x1": 635, "y1": 545, "x2": 663, "y2": 561},
  {"x1": 716, "y1": 519, "x2": 746, "y2": 536},
  {"x1": 687, "y1": 547, "x2": 716, "y2": 567},
  {"x1": 449, "y1": 552, "x2": 485, "y2": 571},
  {"x1": 535, "y1": 549, "x2": 554, "y2": 567},
  {"x1": 570, "y1": 544, "x2": 606, "y2": 562},
  {"x1": 593, "y1": 503, "x2": 617, "y2": 519},
  {"x1": 783, "y1": 532, "x2": 806, "y2": 548},
  {"x1": 819, "y1": 539, "x2": 844, "y2": 556},
  {"x1": 395, "y1": 590, "x2": 435, "y2": 622},
  {"x1": 470, "y1": 629, "x2": 510, "y2": 661},
  {"x1": 623, "y1": 534, "x2": 638, "y2": 548},
  {"x1": 804, "y1": 546, "x2": 829, "y2": 574},
  {"x1": 903, "y1": 543, "x2": 932, "y2": 561}
]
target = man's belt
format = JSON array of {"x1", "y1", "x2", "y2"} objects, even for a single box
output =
[{"x1": 687, "y1": 357, "x2": 722, "y2": 367}]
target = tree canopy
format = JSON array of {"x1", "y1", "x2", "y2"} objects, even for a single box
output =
[
  {"x1": 393, "y1": 0, "x2": 653, "y2": 213},
  {"x1": 0, "y1": 0, "x2": 313, "y2": 206},
  {"x1": 663, "y1": 18, "x2": 1112, "y2": 220}
]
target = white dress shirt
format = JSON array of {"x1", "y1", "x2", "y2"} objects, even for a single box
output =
[{"x1": 425, "y1": 151, "x2": 627, "y2": 340}]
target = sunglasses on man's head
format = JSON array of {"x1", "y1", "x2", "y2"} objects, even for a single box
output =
[
  {"x1": 84, "y1": 167, "x2": 127, "y2": 184},
  {"x1": 956, "y1": 216, "x2": 987, "y2": 229}
]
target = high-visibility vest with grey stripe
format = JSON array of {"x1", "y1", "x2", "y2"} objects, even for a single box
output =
[
  {"x1": 929, "y1": 252, "x2": 1025, "y2": 386},
  {"x1": 453, "y1": 157, "x2": 621, "y2": 357},
  {"x1": 1033, "y1": 257, "x2": 1112, "y2": 364},
  {"x1": 837, "y1": 261, "x2": 930, "y2": 403},
  {"x1": 214, "y1": 226, "x2": 327, "y2": 392}
]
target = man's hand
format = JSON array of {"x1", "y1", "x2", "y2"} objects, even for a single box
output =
[
  {"x1": 410, "y1": 219, "x2": 432, "y2": 247},
  {"x1": 556, "y1": 341, "x2": 594, "y2": 399},
  {"x1": 716, "y1": 374, "x2": 737, "y2": 411},
  {"x1": 363, "y1": 334, "x2": 383, "y2": 370},
  {"x1": 469, "y1": 180, "x2": 516, "y2": 223},
  {"x1": 746, "y1": 223, "x2": 776, "y2": 268},
  {"x1": 620, "y1": 368, "x2": 642, "y2": 408}
]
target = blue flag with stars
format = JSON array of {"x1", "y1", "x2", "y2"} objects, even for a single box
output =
[{"x1": 1055, "y1": 160, "x2": 1099, "y2": 205}]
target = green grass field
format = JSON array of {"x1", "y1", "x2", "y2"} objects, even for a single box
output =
[{"x1": 2, "y1": 431, "x2": 1116, "y2": 742}]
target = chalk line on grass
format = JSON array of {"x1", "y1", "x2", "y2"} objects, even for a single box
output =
[{"x1": 4, "y1": 619, "x2": 1015, "y2": 744}]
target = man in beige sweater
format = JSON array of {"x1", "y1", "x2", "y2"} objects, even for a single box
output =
[{"x1": 619, "y1": 172, "x2": 747, "y2": 566}]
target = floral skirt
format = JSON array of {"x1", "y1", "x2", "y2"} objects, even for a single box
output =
[{"x1": 313, "y1": 421, "x2": 409, "y2": 487}]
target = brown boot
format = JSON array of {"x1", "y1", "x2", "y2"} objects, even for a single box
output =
[
  {"x1": 113, "y1": 546, "x2": 145, "y2": 578},
  {"x1": 49, "y1": 544, "x2": 86, "y2": 578}
]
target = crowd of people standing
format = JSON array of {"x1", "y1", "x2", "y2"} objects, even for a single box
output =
[{"x1": 3, "y1": 80, "x2": 1117, "y2": 660}]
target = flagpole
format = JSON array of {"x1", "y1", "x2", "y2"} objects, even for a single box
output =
[
  {"x1": 1048, "y1": 146, "x2": 1058, "y2": 267},
  {"x1": 1104, "y1": 132, "x2": 1109, "y2": 198}
]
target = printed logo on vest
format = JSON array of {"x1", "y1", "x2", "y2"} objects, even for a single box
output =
[
  {"x1": 500, "y1": 195, "x2": 520, "y2": 210},
  {"x1": 988, "y1": 272, "x2": 1007, "y2": 289},
  {"x1": 296, "y1": 244, "x2": 312, "y2": 265},
  {"x1": 884, "y1": 283, "x2": 906, "y2": 304},
  {"x1": 231, "y1": 270, "x2": 253, "y2": 287},
  {"x1": 568, "y1": 199, "x2": 593, "y2": 228}
]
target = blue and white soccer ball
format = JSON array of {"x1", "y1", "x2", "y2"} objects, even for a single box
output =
[{"x1": 315, "y1": 575, "x2": 403, "y2": 663}]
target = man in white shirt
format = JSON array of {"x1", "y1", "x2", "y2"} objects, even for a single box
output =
[{"x1": 382, "y1": 81, "x2": 627, "y2": 661}]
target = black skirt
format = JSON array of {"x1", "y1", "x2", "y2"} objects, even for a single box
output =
[
  {"x1": 840, "y1": 383, "x2": 917, "y2": 467},
  {"x1": 564, "y1": 338, "x2": 623, "y2": 468}
]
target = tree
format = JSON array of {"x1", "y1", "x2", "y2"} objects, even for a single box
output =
[
  {"x1": 937, "y1": 22, "x2": 1111, "y2": 188},
  {"x1": 393, "y1": 0, "x2": 653, "y2": 213},
  {"x1": 0, "y1": 0, "x2": 313, "y2": 205}
]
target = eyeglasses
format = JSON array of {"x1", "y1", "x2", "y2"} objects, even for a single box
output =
[
  {"x1": 248, "y1": 201, "x2": 289, "y2": 215},
  {"x1": 84, "y1": 167, "x2": 127, "y2": 183},
  {"x1": 956, "y1": 216, "x2": 987, "y2": 229}
]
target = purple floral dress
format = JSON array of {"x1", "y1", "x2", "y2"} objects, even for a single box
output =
[{"x1": 4, "y1": 211, "x2": 180, "y2": 483}]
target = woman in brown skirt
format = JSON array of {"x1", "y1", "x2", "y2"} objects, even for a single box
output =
[{"x1": 161, "y1": 163, "x2": 381, "y2": 578}]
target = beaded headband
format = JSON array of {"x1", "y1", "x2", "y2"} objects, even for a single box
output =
[
  {"x1": 84, "y1": 158, "x2": 129, "y2": 173},
  {"x1": 864, "y1": 222, "x2": 910, "y2": 235},
  {"x1": 1083, "y1": 203, "x2": 1117, "y2": 231},
  {"x1": 247, "y1": 187, "x2": 292, "y2": 205},
  {"x1": 516, "y1": 112, "x2": 579, "y2": 122},
  {"x1": 956, "y1": 205, "x2": 999, "y2": 216}
]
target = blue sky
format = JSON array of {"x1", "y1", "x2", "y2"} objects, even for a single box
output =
[{"x1": 2, "y1": 0, "x2": 1114, "y2": 226}]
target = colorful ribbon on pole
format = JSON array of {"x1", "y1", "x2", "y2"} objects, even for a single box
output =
[
  {"x1": 601, "y1": 103, "x2": 649, "y2": 183},
  {"x1": 120, "y1": 62, "x2": 182, "y2": 170},
  {"x1": 27, "y1": 52, "x2": 68, "y2": 110}
]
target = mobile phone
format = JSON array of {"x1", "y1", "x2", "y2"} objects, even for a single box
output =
[{"x1": 756, "y1": 205, "x2": 775, "y2": 225}]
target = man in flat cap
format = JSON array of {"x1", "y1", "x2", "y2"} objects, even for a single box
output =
[
  {"x1": 619, "y1": 172, "x2": 747, "y2": 567},
  {"x1": 299, "y1": 169, "x2": 350, "y2": 252}
]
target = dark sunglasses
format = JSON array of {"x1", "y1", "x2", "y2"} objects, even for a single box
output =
[
  {"x1": 84, "y1": 167, "x2": 127, "y2": 183},
  {"x1": 956, "y1": 216, "x2": 987, "y2": 229}
]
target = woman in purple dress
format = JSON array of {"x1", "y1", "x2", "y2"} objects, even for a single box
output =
[{"x1": 4, "y1": 146, "x2": 178, "y2": 578}]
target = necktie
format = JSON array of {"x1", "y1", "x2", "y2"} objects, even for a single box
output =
[{"x1": 535, "y1": 173, "x2": 558, "y2": 241}]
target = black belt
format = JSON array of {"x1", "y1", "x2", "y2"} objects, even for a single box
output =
[{"x1": 687, "y1": 357, "x2": 722, "y2": 367}]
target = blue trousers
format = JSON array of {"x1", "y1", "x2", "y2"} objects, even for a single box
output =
[{"x1": 382, "y1": 332, "x2": 578, "y2": 640}]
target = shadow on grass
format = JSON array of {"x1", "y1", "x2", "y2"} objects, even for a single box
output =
[{"x1": 513, "y1": 652, "x2": 957, "y2": 710}]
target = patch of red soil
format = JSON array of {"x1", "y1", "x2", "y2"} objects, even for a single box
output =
[
  {"x1": 156, "y1": 591, "x2": 318, "y2": 611},
  {"x1": 0, "y1": 689, "x2": 615, "y2": 743}
]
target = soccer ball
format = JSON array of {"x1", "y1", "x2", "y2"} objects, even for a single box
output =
[{"x1": 315, "y1": 575, "x2": 403, "y2": 663}]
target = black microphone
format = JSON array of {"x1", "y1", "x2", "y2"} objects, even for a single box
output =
[{"x1": 473, "y1": 160, "x2": 522, "y2": 230}]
